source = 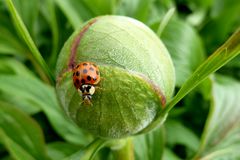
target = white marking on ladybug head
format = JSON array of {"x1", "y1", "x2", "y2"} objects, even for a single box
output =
[
  {"x1": 89, "y1": 86, "x2": 95, "y2": 95},
  {"x1": 80, "y1": 84, "x2": 95, "y2": 95},
  {"x1": 80, "y1": 84, "x2": 95, "y2": 106}
]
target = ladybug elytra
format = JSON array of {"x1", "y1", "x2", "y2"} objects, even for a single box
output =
[{"x1": 72, "y1": 62, "x2": 100, "y2": 105}]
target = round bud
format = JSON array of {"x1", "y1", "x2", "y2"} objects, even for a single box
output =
[{"x1": 56, "y1": 16, "x2": 175, "y2": 138}]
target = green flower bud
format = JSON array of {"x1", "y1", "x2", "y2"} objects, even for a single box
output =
[{"x1": 56, "y1": 16, "x2": 175, "y2": 138}]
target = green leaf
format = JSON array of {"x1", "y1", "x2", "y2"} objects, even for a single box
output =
[
  {"x1": 40, "y1": 0, "x2": 59, "y2": 67},
  {"x1": 0, "y1": 75, "x2": 90, "y2": 145},
  {"x1": 225, "y1": 55, "x2": 240, "y2": 68},
  {"x1": 161, "y1": 18, "x2": 205, "y2": 86},
  {"x1": 82, "y1": 0, "x2": 116, "y2": 15},
  {"x1": 162, "y1": 148, "x2": 181, "y2": 160},
  {"x1": 200, "y1": 0, "x2": 240, "y2": 53},
  {"x1": 0, "y1": 13, "x2": 28, "y2": 57},
  {"x1": 148, "y1": 0, "x2": 175, "y2": 26},
  {"x1": 0, "y1": 129, "x2": 36, "y2": 160},
  {"x1": 218, "y1": 55, "x2": 240, "y2": 80},
  {"x1": 166, "y1": 120, "x2": 200, "y2": 158},
  {"x1": 53, "y1": 0, "x2": 90, "y2": 29},
  {"x1": 5, "y1": 0, "x2": 54, "y2": 84},
  {"x1": 0, "y1": 58, "x2": 40, "y2": 114},
  {"x1": 0, "y1": 26, "x2": 28, "y2": 56},
  {"x1": 164, "y1": 28, "x2": 240, "y2": 113},
  {"x1": 0, "y1": 58, "x2": 34, "y2": 78},
  {"x1": 64, "y1": 138, "x2": 108, "y2": 160},
  {"x1": 134, "y1": 127, "x2": 165, "y2": 160},
  {"x1": 0, "y1": 75, "x2": 44, "y2": 113},
  {"x1": 157, "y1": 8, "x2": 175, "y2": 37},
  {"x1": 0, "y1": 101, "x2": 50, "y2": 160},
  {"x1": 10, "y1": 0, "x2": 40, "y2": 41},
  {"x1": 196, "y1": 75, "x2": 240, "y2": 159},
  {"x1": 47, "y1": 142, "x2": 80, "y2": 160},
  {"x1": 184, "y1": 0, "x2": 213, "y2": 26},
  {"x1": 115, "y1": 0, "x2": 154, "y2": 22}
]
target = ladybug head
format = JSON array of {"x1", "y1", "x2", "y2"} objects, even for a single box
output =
[
  {"x1": 80, "y1": 84, "x2": 95, "y2": 105},
  {"x1": 80, "y1": 84, "x2": 95, "y2": 95}
]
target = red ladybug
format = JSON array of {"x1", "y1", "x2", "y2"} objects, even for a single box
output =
[{"x1": 72, "y1": 62, "x2": 100, "y2": 105}]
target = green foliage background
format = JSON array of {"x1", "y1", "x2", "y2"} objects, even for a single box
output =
[{"x1": 0, "y1": 0, "x2": 240, "y2": 160}]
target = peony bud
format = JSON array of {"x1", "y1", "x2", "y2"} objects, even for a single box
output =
[{"x1": 56, "y1": 16, "x2": 175, "y2": 138}]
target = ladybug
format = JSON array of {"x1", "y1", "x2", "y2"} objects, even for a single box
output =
[{"x1": 72, "y1": 62, "x2": 100, "y2": 105}]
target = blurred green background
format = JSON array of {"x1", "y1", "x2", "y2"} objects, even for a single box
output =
[{"x1": 0, "y1": 0, "x2": 240, "y2": 160}]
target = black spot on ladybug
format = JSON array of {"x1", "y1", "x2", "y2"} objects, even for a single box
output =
[
  {"x1": 83, "y1": 63, "x2": 88, "y2": 66},
  {"x1": 83, "y1": 69, "x2": 88, "y2": 73},
  {"x1": 89, "y1": 67, "x2": 94, "y2": 71},
  {"x1": 86, "y1": 86, "x2": 91, "y2": 92},
  {"x1": 73, "y1": 72, "x2": 75, "y2": 76},
  {"x1": 81, "y1": 79, "x2": 85, "y2": 84},
  {"x1": 96, "y1": 70, "x2": 99, "y2": 75},
  {"x1": 77, "y1": 65, "x2": 80, "y2": 68},
  {"x1": 76, "y1": 79, "x2": 80, "y2": 84},
  {"x1": 76, "y1": 71, "x2": 80, "y2": 76},
  {"x1": 87, "y1": 76, "x2": 91, "y2": 81}
]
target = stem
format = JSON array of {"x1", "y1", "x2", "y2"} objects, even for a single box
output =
[
  {"x1": 29, "y1": 54, "x2": 52, "y2": 84},
  {"x1": 142, "y1": 28, "x2": 240, "y2": 135},
  {"x1": 112, "y1": 138, "x2": 134, "y2": 160},
  {"x1": 5, "y1": 0, "x2": 55, "y2": 84},
  {"x1": 64, "y1": 138, "x2": 108, "y2": 160},
  {"x1": 164, "y1": 27, "x2": 240, "y2": 114},
  {"x1": 157, "y1": 8, "x2": 175, "y2": 37}
]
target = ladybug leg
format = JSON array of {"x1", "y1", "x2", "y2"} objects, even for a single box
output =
[
  {"x1": 94, "y1": 78, "x2": 105, "y2": 92},
  {"x1": 95, "y1": 85, "x2": 105, "y2": 92},
  {"x1": 99, "y1": 77, "x2": 105, "y2": 82},
  {"x1": 95, "y1": 86, "x2": 101, "y2": 90}
]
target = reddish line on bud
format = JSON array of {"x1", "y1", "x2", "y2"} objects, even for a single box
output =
[{"x1": 68, "y1": 18, "x2": 98, "y2": 69}]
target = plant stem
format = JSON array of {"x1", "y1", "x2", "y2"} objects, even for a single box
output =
[
  {"x1": 164, "y1": 27, "x2": 240, "y2": 114},
  {"x1": 157, "y1": 8, "x2": 175, "y2": 37},
  {"x1": 142, "y1": 28, "x2": 240, "y2": 135},
  {"x1": 64, "y1": 138, "x2": 108, "y2": 160},
  {"x1": 112, "y1": 138, "x2": 134, "y2": 160},
  {"x1": 5, "y1": 0, "x2": 55, "y2": 84}
]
